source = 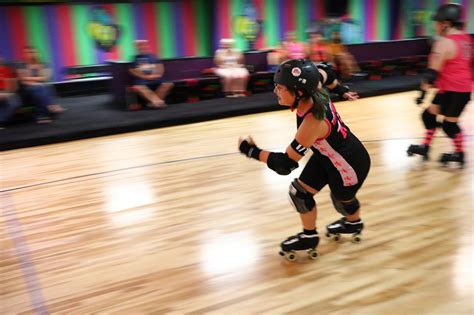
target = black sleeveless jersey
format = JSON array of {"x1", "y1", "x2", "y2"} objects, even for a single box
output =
[{"x1": 296, "y1": 101, "x2": 368, "y2": 187}]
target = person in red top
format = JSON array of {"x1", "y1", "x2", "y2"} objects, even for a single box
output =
[
  {"x1": 407, "y1": 3, "x2": 472, "y2": 167},
  {"x1": 308, "y1": 32, "x2": 330, "y2": 64},
  {"x1": 0, "y1": 57, "x2": 20, "y2": 129}
]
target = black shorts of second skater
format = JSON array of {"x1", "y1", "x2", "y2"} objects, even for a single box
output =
[
  {"x1": 432, "y1": 91, "x2": 471, "y2": 117},
  {"x1": 299, "y1": 139, "x2": 371, "y2": 201}
]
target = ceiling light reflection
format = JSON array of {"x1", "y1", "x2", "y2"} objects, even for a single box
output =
[
  {"x1": 200, "y1": 231, "x2": 258, "y2": 274},
  {"x1": 381, "y1": 140, "x2": 412, "y2": 169},
  {"x1": 110, "y1": 208, "x2": 153, "y2": 227},
  {"x1": 105, "y1": 182, "x2": 154, "y2": 213},
  {"x1": 453, "y1": 241, "x2": 474, "y2": 296}
]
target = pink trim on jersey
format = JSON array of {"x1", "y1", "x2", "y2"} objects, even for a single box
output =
[
  {"x1": 317, "y1": 118, "x2": 332, "y2": 140},
  {"x1": 435, "y1": 34, "x2": 472, "y2": 92},
  {"x1": 298, "y1": 107, "x2": 332, "y2": 139},
  {"x1": 296, "y1": 109, "x2": 308, "y2": 117},
  {"x1": 313, "y1": 139, "x2": 359, "y2": 187},
  {"x1": 297, "y1": 109, "x2": 332, "y2": 140}
]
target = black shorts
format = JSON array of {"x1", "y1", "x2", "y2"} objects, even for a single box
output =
[
  {"x1": 135, "y1": 79, "x2": 163, "y2": 91},
  {"x1": 432, "y1": 91, "x2": 471, "y2": 117},
  {"x1": 299, "y1": 146, "x2": 371, "y2": 201}
]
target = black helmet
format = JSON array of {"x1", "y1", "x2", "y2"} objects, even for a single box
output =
[
  {"x1": 432, "y1": 3, "x2": 463, "y2": 23},
  {"x1": 274, "y1": 59, "x2": 321, "y2": 96}
]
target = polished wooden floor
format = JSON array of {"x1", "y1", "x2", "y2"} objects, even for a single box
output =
[{"x1": 1, "y1": 90, "x2": 473, "y2": 314}]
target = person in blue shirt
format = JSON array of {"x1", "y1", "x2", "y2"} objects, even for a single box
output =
[{"x1": 129, "y1": 40, "x2": 174, "y2": 109}]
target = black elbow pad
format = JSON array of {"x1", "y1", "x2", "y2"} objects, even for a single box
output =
[
  {"x1": 317, "y1": 62, "x2": 336, "y2": 85},
  {"x1": 267, "y1": 152, "x2": 299, "y2": 175},
  {"x1": 423, "y1": 69, "x2": 438, "y2": 84}
]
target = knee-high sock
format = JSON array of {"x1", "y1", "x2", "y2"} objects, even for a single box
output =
[
  {"x1": 422, "y1": 109, "x2": 437, "y2": 146},
  {"x1": 442, "y1": 121, "x2": 463, "y2": 152}
]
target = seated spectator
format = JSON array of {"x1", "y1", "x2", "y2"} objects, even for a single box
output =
[
  {"x1": 0, "y1": 57, "x2": 21, "y2": 129},
  {"x1": 328, "y1": 31, "x2": 360, "y2": 80},
  {"x1": 308, "y1": 32, "x2": 331, "y2": 64},
  {"x1": 17, "y1": 46, "x2": 64, "y2": 124},
  {"x1": 214, "y1": 38, "x2": 249, "y2": 97},
  {"x1": 266, "y1": 45, "x2": 285, "y2": 72},
  {"x1": 282, "y1": 31, "x2": 308, "y2": 60},
  {"x1": 129, "y1": 40, "x2": 174, "y2": 109}
]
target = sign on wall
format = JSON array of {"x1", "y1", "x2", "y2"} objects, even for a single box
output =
[
  {"x1": 233, "y1": 0, "x2": 261, "y2": 49},
  {"x1": 88, "y1": 6, "x2": 121, "y2": 52}
]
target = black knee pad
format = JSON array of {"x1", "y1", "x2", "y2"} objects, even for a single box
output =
[
  {"x1": 288, "y1": 179, "x2": 315, "y2": 214},
  {"x1": 422, "y1": 109, "x2": 437, "y2": 129},
  {"x1": 442, "y1": 121, "x2": 460, "y2": 139},
  {"x1": 331, "y1": 193, "x2": 360, "y2": 216}
]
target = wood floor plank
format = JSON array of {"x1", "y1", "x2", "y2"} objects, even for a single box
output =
[{"x1": 1, "y1": 91, "x2": 473, "y2": 314}]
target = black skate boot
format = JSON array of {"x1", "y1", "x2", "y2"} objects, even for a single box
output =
[
  {"x1": 407, "y1": 144, "x2": 429, "y2": 161},
  {"x1": 279, "y1": 232, "x2": 319, "y2": 261},
  {"x1": 325, "y1": 217, "x2": 364, "y2": 243},
  {"x1": 439, "y1": 152, "x2": 464, "y2": 168}
]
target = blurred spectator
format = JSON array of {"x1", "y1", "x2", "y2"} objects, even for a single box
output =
[
  {"x1": 266, "y1": 45, "x2": 285, "y2": 72},
  {"x1": 308, "y1": 32, "x2": 331, "y2": 64},
  {"x1": 17, "y1": 46, "x2": 64, "y2": 124},
  {"x1": 214, "y1": 38, "x2": 249, "y2": 97},
  {"x1": 282, "y1": 31, "x2": 308, "y2": 60},
  {"x1": 129, "y1": 40, "x2": 174, "y2": 109},
  {"x1": 0, "y1": 57, "x2": 21, "y2": 129},
  {"x1": 327, "y1": 31, "x2": 360, "y2": 80}
]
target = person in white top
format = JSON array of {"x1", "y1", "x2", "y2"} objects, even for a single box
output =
[{"x1": 214, "y1": 38, "x2": 249, "y2": 97}]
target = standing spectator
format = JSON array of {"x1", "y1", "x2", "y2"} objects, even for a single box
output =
[
  {"x1": 214, "y1": 38, "x2": 249, "y2": 97},
  {"x1": 129, "y1": 40, "x2": 174, "y2": 109},
  {"x1": 17, "y1": 46, "x2": 64, "y2": 124}
]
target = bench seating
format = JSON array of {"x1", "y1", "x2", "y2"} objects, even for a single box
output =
[
  {"x1": 108, "y1": 51, "x2": 275, "y2": 109},
  {"x1": 58, "y1": 38, "x2": 437, "y2": 107}
]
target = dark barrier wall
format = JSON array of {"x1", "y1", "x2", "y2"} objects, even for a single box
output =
[{"x1": 347, "y1": 38, "x2": 431, "y2": 63}]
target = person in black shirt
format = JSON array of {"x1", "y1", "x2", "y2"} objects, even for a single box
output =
[
  {"x1": 238, "y1": 59, "x2": 370, "y2": 261},
  {"x1": 129, "y1": 40, "x2": 174, "y2": 109}
]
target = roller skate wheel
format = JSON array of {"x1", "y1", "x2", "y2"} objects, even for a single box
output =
[
  {"x1": 285, "y1": 251, "x2": 297, "y2": 262},
  {"x1": 308, "y1": 249, "x2": 319, "y2": 260},
  {"x1": 407, "y1": 151, "x2": 413, "y2": 157},
  {"x1": 333, "y1": 234, "x2": 341, "y2": 242},
  {"x1": 325, "y1": 232, "x2": 331, "y2": 238},
  {"x1": 352, "y1": 235, "x2": 362, "y2": 243},
  {"x1": 279, "y1": 251, "x2": 285, "y2": 257}
]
